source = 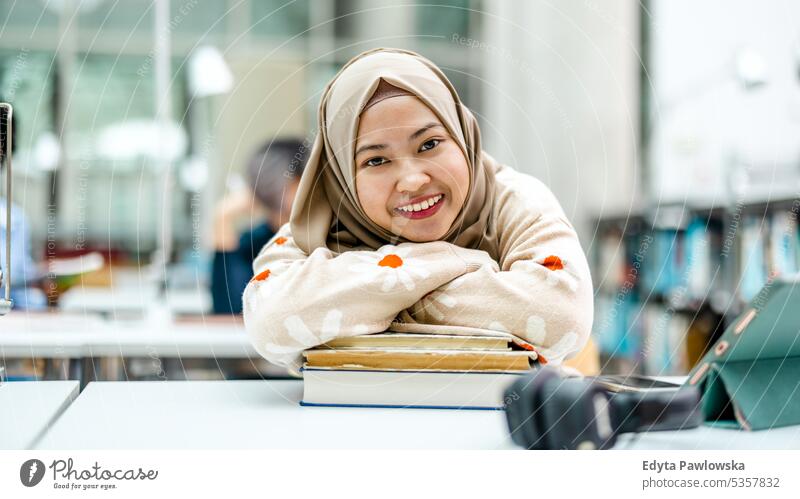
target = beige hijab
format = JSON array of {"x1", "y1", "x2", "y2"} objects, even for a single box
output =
[{"x1": 290, "y1": 48, "x2": 500, "y2": 258}]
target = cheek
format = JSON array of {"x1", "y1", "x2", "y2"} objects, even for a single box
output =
[
  {"x1": 440, "y1": 150, "x2": 470, "y2": 201},
  {"x1": 356, "y1": 174, "x2": 389, "y2": 219}
]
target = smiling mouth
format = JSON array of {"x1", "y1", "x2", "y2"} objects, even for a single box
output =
[{"x1": 394, "y1": 194, "x2": 445, "y2": 220}]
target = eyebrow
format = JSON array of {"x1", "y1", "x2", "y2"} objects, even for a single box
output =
[
  {"x1": 354, "y1": 122, "x2": 444, "y2": 158},
  {"x1": 409, "y1": 122, "x2": 443, "y2": 140}
]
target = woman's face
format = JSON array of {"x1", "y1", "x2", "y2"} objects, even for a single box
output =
[{"x1": 354, "y1": 96, "x2": 470, "y2": 242}]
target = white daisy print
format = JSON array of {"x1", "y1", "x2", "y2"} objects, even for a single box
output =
[
  {"x1": 264, "y1": 309, "x2": 369, "y2": 354},
  {"x1": 488, "y1": 321, "x2": 510, "y2": 333},
  {"x1": 347, "y1": 245, "x2": 431, "y2": 292},
  {"x1": 490, "y1": 315, "x2": 570, "y2": 361},
  {"x1": 539, "y1": 331, "x2": 579, "y2": 361},
  {"x1": 285, "y1": 309, "x2": 369, "y2": 347},
  {"x1": 488, "y1": 315, "x2": 547, "y2": 344},
  {"x1": 521, "y1": 315, "x2": 578, "y2": 361},
  {"x1": 415, "y1": 276, "x2": 466, "y2": 321},
  {"x1": 525, "y1": 315, "x2": 548, "y2": 345},
  {"x1": 245, "y1": 275, "x2": 279, "y2": 314}
]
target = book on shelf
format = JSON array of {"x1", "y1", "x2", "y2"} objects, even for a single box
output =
[
  {"x1": 593, "y1": 207, "x2": 800, "y2": 377},
  {"x1": 766, "y1": 210, "x2": 799, "y2": 277},
  {"x1": 739, "y1": 215, "x2": 767, "y2": 302},
  {"x1": 300, "y1": 332, "x2": 536, "y2": 410}
]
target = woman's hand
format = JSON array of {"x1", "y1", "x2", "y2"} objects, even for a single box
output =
[{"x1": 213, "y1": 189, "x2": 267, "y2": 251}]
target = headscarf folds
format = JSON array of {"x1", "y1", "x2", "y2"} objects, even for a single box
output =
[{"x1": 290, "y1": 48, "x2": 500, "y2": 257}]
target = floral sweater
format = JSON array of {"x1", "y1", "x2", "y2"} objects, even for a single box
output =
[{"x1": 242, "y1": 164, "x2": 594, "y2": 369}]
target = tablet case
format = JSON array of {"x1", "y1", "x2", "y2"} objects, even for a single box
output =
[{"x1": 686, "y1": 273, "x2": 800, "y2": 430}]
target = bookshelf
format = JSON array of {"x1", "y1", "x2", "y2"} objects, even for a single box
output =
[{"x1": 592, "y1": 195, "x2": 800, "y2": 376}]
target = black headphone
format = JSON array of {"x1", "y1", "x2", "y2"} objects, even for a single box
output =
[{"x1": 504, "y1": 366, "x2": 703, "y2": 449}]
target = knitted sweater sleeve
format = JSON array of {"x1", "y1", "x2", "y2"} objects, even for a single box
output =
[
  {"x1": 242, "y1": 223, "x2": 499, "y2": 368},
  {"x1": 405, "y1": 171, "x2": 594, "y2": 364}
]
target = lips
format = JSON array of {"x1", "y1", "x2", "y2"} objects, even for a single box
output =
[
  {"x1": 394, "y1": 194, "x2": 445, "y2": 220},
  {"x1": 394, "y1": 193, "x2": 444, "y2": 211}
]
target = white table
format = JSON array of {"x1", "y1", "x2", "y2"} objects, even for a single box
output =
[
  {"x1": 0, "y1": 312, "x2": 269, "y2": 385},
  {"x1": 616, "y1": 423, "x2": 800, "y2": 450},
  {"x1": 59, "y1": 284, "x2": 212, "y2": 318},
  {"x1": 0, "y1": 381, "x2": 80, "y2": 449},
  {"x1": 34, "y1": 380, "x2": 800, "y2": 449},
  {"x1": 0, "y1": 312, "x2": 258, "y2": 358},
  {"x1": 35, "y1": 380, "x2": 515, "y2": 449}
]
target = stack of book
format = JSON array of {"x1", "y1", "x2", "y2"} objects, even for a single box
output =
[{"x1": 300, "y1": 333, "x2": 538, "y2": 410}]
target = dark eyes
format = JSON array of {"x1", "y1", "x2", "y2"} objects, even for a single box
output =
[
  {"x1": 361, "y1": 138, "x2": 442, "y2": 168},
  {"x1": 419, "y1": 138, "x2": 440, "y2": 152},
  {"x1": 365, "y1": 157, "x2": 387, "y2": 167}
]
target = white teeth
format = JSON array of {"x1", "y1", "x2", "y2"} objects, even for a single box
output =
[{"x1": 399, "y1": 194, "x2": 442, "y2": 213}]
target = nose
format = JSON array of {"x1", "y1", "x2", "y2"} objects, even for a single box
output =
[{"x1": 395, "y1": 159, "x2": 432, "y2": 194}]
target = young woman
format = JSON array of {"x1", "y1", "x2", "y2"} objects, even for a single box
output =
[{"x1": 242, "y1": 48, "x2": 594, "y2": 370}]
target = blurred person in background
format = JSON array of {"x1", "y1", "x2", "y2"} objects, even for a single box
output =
[
  {"x1": 210, "y1": 138, "x2": 309, "y2": 315},
  {"x1": 0, "y1": 107, "x2": 46, "y2": 311}
]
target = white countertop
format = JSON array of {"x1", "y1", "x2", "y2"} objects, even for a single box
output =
[
  {"x1": 0, "y1": 312, "x2": 258, "y2": 358},
  {"x1": 0, "y1": 381, "x2": 80, "y2": 449},
  {"x1": 33, "y1": 379, "x2": 800, "y2": 450},
  {"x1": 36, "y1": 380, "x2": 515, "y2": 449}
]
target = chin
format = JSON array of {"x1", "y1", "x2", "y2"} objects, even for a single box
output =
[
  {"x1": 386, "y1": 214, "x2": 452, "y2": 243},
  {"x1": 403, "y1": 234, "x2": 433, "y2": 243},
  {"x1": 404, "y1": 227, "x2": 448, "y2": 243}
]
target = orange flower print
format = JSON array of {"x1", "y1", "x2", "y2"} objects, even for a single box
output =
[
  {"x1": 378, "y1": 253, "x2": 403, "y2": 268},
  {"x1": 541, "y1": 255, "x2": 564, "y2": 271},
  {"x1": 348, "y1": 245, "x2": 431, "y2": 292},
  {"x1": 275, "y1": 237, "x2": 288, "y2": 245},
  {"x1": 543, "y1": 257, "x2": 578, "y2": 291},
  {"x1": 519, "y1": 254, "x2": 579, "y2": 291},
  {"x1": 251, "y1": 269, "x2": 271, "y2": 282}
]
